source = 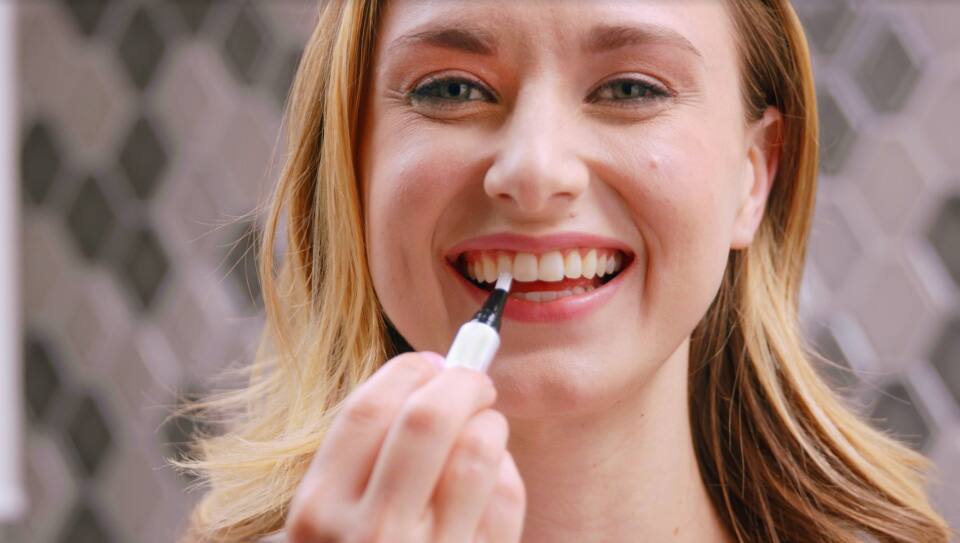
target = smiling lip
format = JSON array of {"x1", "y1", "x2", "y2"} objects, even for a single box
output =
[{"x1": 444, "y1": 232, "x2": 634, "y2": 323}]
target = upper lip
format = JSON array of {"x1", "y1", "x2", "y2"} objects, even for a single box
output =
[{"x1": 444, "y1": 231, "x2": 634, "y2": 262}]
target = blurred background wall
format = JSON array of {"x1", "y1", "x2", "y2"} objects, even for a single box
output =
[{"x1": 2, "y1": 0, "x2": 960, "y2": 542}]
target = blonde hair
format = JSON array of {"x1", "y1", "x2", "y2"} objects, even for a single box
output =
[{"x1": 177, "y1": 1, "x2": 954, "y2": 541}]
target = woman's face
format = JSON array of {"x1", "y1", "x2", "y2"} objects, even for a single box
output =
[{"x1": 359, "y1": 0, "x2": 776, "y2": 419}]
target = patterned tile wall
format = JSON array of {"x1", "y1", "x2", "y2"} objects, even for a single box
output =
[{"x1": 5, "y1": 1, "x2": 960, "y2": 541}]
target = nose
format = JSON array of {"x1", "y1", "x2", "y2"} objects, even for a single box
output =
[{"x1": 483, "y1": 83, "x2": 589, "y2": 221}]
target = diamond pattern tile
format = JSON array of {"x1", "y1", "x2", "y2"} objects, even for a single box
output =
[
  {"x1": 21, "y1": 119, "x2": 64, "y2": 206},
  {"x1": 870, "y1": 381, "x2": 931, "y2": 451},
  {"x1": 817, "y1": 87, "x2": 856, "y2": 174},
  {"x1": 61, "y1": 0, "x2": 111, "y2": 36},
  {"x1": 169, "y1": 0, "x2": 214, "y2": 33},
  {"x1": 225, "y1": 220, "x2": 263, "y2": 310},
  {"x1": 272, "y1": 44, "x2": 303, "y2": 108},
  {"x1": 66, "y1": 175, "x2": 116, "y2": 262},
  {"x1": 854, "y1": 137, "x2": 926, "y2": 236},
  {"x1": 811, "y1": 325, "x2": 859, "y2": 392},
  {"x1": 921, "y1": 77, "x2": 960, "y2": 175},
  {"x1": 56, "y1": 502, "x2": 114, "y2": 543},
  {"x1": 65, "y1": 393, "x2": 114, "y2": 478},
  {"x1": 118, "y1": 115, "x2": 168, "y2": 199},
  {"x1": 21, "y1": 432, "x2": 77, "y2": 543},
  {"x1": 808, "y1": 200, "x2": 863, "y2": 292},
  {"x1": 931, "y1": 316, "x2": 960, "y2": 408},
  {"x1": 856, "y1": 26, "x2": 921, "y2": 114},
  {"x1": 849, "y1": 259, "x2": 933, "y2": 365},
  {"x1": 117, "y1": 226, "x2": 170, "y2": 311},
  {"x1": 928, "y1": 195, "x2": 960, "y2": 289},
  {"x1": 117, "y1": 5, "x2": 166, "y2": 91},
  {"x1": 23, "y1": 333, "x2": 63, "y2": 422},
  {"x1": 222, "y1": 2, "x2": 270, "y2": 84},
  {"x1": 796, "y1": 0, "x2": 856, "y2": 56}
]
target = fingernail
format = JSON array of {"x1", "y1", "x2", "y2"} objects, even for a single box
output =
[{"x1": 421, "y1": 351, "x2": 446, "y2": 369}]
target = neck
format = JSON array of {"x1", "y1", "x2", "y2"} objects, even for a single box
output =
[{"x1": 505, "y1": 337, "x2": 733, "y2": 543}]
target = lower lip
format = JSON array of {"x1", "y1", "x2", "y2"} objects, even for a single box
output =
[{"x1": 447, "y1": 259, "x2": 633, "y2": 323}]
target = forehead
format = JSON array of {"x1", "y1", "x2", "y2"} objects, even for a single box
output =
[{"x1": 377, "y1": 0, "x2": 733, "y2": 63}]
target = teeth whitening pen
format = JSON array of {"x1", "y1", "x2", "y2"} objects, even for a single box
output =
[{"x1": 444, "y1": 272, "x2": 512, "y2": 373}]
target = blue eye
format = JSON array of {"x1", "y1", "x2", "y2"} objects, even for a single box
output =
[
  {"x1": 409, "y1": 77, "x2": 493, "y2": 105},
  {"x1": 590, "y1": 78, "x2": 671, "y2": 103}
]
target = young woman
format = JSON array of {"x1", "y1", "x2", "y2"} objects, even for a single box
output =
[{"x1": 179, "y1": 1, "x2": 953, "y2": 541}]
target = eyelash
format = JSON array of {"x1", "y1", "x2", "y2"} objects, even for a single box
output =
[{"x1": 407, "y1": 75, "x2": 672, "y2": 109}]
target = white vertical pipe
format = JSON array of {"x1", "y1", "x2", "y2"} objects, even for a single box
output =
[{"x1": 0, "y1": 0, "x2": 25, "y2": 524}]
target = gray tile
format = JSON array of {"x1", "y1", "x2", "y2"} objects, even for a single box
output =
[
  {"x1": 21, "y1": 119, "x2": 65, "y2": 206},
  {"x1": 848, "y1": 258, "x2": 933, "y2": 365},
  {"x1": 869, "y1": 380, "x2": 931, "y2": 451},
  {"x1": 22, "y1": 431, "x2": 77, "y2": 543},
  {"x1": 22, "y1": 215, "x2": 72, "y2": 315},
  {"x1": 117, "y1": 5, "x2": 167, "y2": 90},
  {"x1": 118, "y1": 115, "x2": 168, "y2": 199},
  {"x1": 65, "y1": 175, "x2": 116, "y2": 262},
  {"x1": 271, "y1": 44, "x2": 303, "y2": 109},
  {"x1": 920, "y1": 77, "x2": 960, "y2": 175},
  {"x1": 62, "y1": 0, "x2": 112, "y2": 36},
  {"x1": 56, "y1": 501, "x2": 115, "y2": 543},
  {"x1": 23, "y1": 332, "x2": 64, "y2": 422},
  {"x1": 856, "y1": 25, "x2": 921, "y2": 113},
  {"x1": 65, "y1": 393, "x2": 114, "y2": 479},
  {"x1": 796, "y1": 0, "x2": 856, "y2": 56},
  {"x1": 222, "y1": 2, "x2": 271, "y2": 84},
  {"x1": 817, "y1": 87, "x2": 856, "y2": 174},
  {"x1": 811, "y1": 325, "x2": 860, "y2": 393},
  {"x1": 224, "y1": 220, "x2": 262, "y2": 310},
  {"x1": 117, "y1": 226, "x2": 171, "y2": 312},
  {"x1": 169, "y1": 0, "x2": 213, "y2": 33},
  {"x1": 928, "y1": 194, "x2": 960, "y2": 290},
  {"x1": 853, "y1": 137, "x2": 926, "y2": 236},
  {"x1": 808, "y1": 200, "x2": 863, "y2": 292},
  {"x1": 930, "y1": 316, "x2": 960, "y2": 409}
]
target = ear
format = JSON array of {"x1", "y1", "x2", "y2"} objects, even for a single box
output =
[{"x1": 730, "y1": 106, "x2": 783, "y2": 250}]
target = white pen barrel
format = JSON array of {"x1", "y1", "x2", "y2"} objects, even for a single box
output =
[{"x1": 444, "y1": 321, "x2": 501, "y2": 373}]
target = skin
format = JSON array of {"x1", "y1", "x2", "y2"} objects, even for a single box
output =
[{"x1": 288, "y1": 0, "x2": 781, "y2": 541}]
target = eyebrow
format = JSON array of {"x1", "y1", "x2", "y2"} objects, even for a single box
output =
[
  {"x1": 387, "y1": 21, "x2": 702, "y2": 59},
  {"x1": 582, "y1": 23, "x2": 703, "y2": 59},
  {"x1": 388, "y1": 24, "x2": 498, "y2": 56}
]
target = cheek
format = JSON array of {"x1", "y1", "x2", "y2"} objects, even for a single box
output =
[
  {"x1": 363, "y1": 127, "x2": 476, "y2": 349},
  {"x1": 601, "y1": 123, "x2": 740, "y2": 325}
]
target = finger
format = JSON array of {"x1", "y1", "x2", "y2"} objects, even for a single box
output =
[
  {"x1": 362, "y1": 366, "x2": 497, "y2": 525},
  {"x1": 303, "y1": 352, "x2": 442, "y2": 500},
  {"x1": 432, "y1": 409, "x2": 509, "y2": 543},
  {"x1": 477, "y1": 452, "x2": 526, "y2": 543}
]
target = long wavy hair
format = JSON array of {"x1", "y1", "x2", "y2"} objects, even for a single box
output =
[{"x1": 176, "y1": 1, "x2": 954, "y2": 541}]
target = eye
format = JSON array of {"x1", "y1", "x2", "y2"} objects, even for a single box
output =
[
  {"x1": 589, "y1": 77, "x2": 672, "y2": 104},
  {"x1": 408, "y1": 76, "x2": 495, "y2": 106}
]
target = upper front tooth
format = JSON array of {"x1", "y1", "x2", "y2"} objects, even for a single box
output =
[
  {"x1": 564, "y1": 251, "x2": 582, "y2": 279},
  {"x1": 538, "y1": 251, "x2": 565, "y2": 282},
  {"x1": 582, "y1": 249, "x2": 598, "y2": 279},
  {"x1": 605, "y1": 253, "x2": 616, "y2": 274},
  {"x1": 513, "y1": 253, "x2": 539, "y2": 282},
  {"x1": 496, "y1": 252, "x2": 513, "y2": 279}
]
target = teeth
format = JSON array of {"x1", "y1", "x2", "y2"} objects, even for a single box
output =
[
  {"x1": 464, "y1": 248, "x2": 626, "y2": 283},
  {"x1": 482, "y1": 254, "x2": 497, "y2": 283},
  {"x1": 510, "y1": 285, "x2": 596, "y2": 302},
  {"x1": 496, "y1": 253, "x2": 513, "y2": 278},
  {"x1": 564, "y1": 251, "x2": 581, "y2": 279},
  {"x1": 582, "y1": 249, "x2": 597, "y2": 279},
  {"x1": 513, "y1": 253, "x2": 539, "y2": 282},
  {"x1": 537, "y1": 251, "x2": 565, "y2": 282}
]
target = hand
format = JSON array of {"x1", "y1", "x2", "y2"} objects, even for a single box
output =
[{"x1": 285, "y1": 352, "x2": 526, "y2": 543}]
